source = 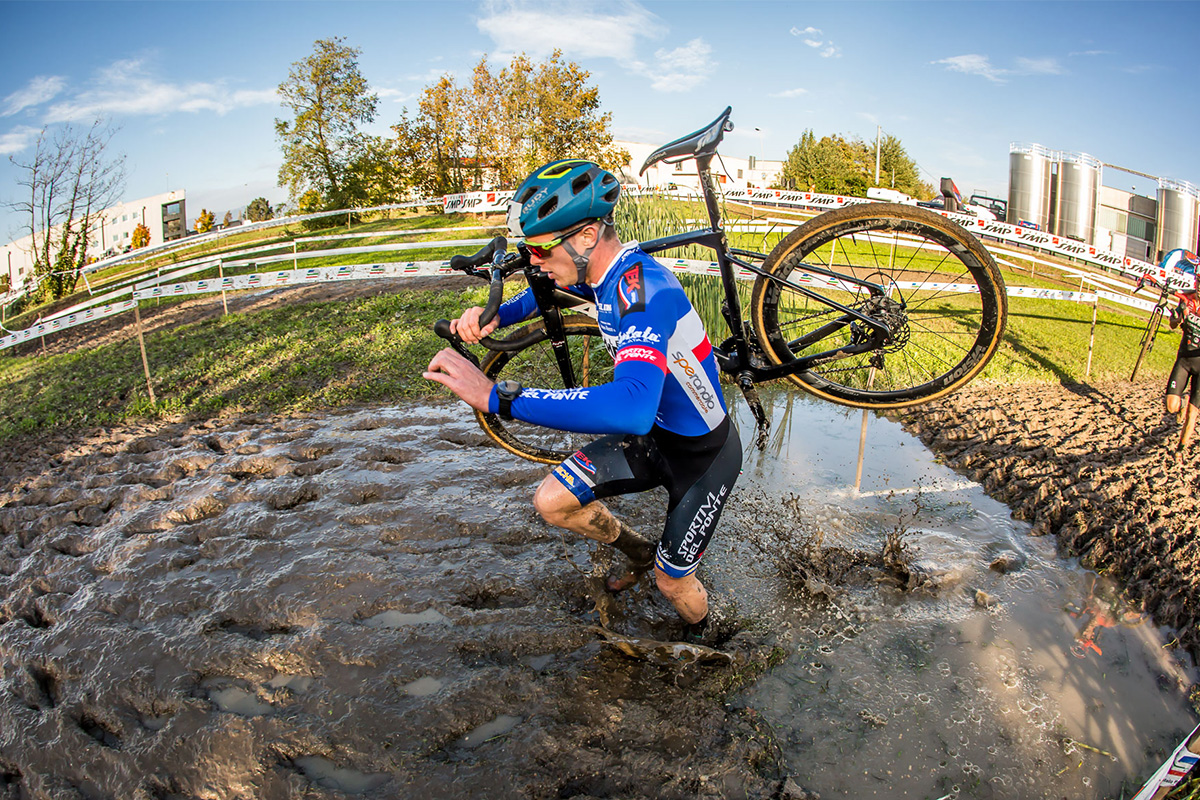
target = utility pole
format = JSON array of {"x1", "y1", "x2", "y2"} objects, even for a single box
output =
[{"x1": 875, "y1": 125, "x2": 881, "y2": 185}]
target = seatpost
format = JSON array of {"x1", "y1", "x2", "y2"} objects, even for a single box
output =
[{"x1": 695, "y1": 154, "x2": 724, "y2": 234}]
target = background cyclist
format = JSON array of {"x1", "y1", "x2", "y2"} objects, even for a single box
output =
[
  {"x1": 1163, "y1": 249, "x2": 1200, "y2": 460},
  {"x1": 424, "y1": 159, "x2": 742, "y2": 645}
]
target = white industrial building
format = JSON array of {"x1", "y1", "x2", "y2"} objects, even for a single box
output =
[
  {"x1": 615, "y1": 140, "x2": 784, "y2": 194},
  {"x1": 2, "y1": 189, "x2": 186, "y2": 296},
  {"x1": 1008, "y1": 143, "x2": 1197, "y2": 262}
]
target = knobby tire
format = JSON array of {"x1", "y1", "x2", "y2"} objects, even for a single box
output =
[
  {"x1": 750, "y1": 202, "x2": 1007, "y2": 409},
  {"x1": 476, "y1": 316, "x2": 611, "y2": 464}
]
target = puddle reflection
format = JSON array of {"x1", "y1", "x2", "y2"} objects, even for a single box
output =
[{"x1": 720, "y1": 389, "x2": 1197, "y2": 799}]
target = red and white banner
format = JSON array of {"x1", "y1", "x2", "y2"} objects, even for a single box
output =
[{"x1": 443, "y1": 190, "x2": 516, "y2": 214}]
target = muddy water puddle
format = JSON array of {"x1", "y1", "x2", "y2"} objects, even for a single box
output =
[
  {"x1": 0, "y1": 391, "x2": 1195, "y2": 798},
  {"x1": 716, "y1": 391, "x2": 1199, "y2": 798}
]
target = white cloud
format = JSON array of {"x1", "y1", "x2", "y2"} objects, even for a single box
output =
[
  {"x1": 932, "y1": 54, "x2": 1007, "y2": 83},
  {"x1": 789, "y1": 24, "x2": 840, "y2": 58},
  {"x1": 0, "y1": 126, "x2": 41, "y2": 155},
  {"x1": 644, "y1": 38, "x2": 716, "y2": 92},
  {"x1": 41, "y1": 59, "x2": 277, "y2": 123},
  {"x1": 771, "y1": 88, "x2": 808, "y2": 99},
  {"x1": 1015, "y1": 57, "x2": 1064, "y2": 75},
  {"x1": 377, "y1": 87, "x2": 416, "y2": 104},
  {"x1": 2, "y1": 76, "x2": 67, "y2": 117},
  {"x1": 477, "y1": 0, "x2": 663, "y2": 61},
  {"x1": 934, "y1": 54, "x2": 1066, "y2": 82},
  {"x1": 477, "y1": 0, "x2": 713, "y2": 93}
]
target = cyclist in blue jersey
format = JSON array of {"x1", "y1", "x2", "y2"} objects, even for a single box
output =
[{"x1": 424, "y1": 159, "x2": 742, "y2": 644}]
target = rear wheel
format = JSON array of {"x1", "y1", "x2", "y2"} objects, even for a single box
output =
[
  {"x1": 749, "y1": 202, "x2": 1007, "y2": 408},
  {"x1": 476, "y1": 316, "x2": 612, "y2": 464}
]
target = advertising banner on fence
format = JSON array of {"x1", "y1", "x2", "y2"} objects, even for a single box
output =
[
  {"x1": 726, "y1": 186, "x2": 1156, "y2": 278},
  {"x1": 443, "y1": 190, "x2": 516, "y2": 214},
  {"x1": 0, "y1": 299, "x2": 139, "y2": 351}
]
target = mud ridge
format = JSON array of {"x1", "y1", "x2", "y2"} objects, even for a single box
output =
[{"x1": 898, "y1": 379, "x2": 1200, "y2": 658}]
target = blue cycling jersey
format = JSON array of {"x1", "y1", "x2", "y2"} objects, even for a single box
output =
[{"x1": 487, "y1": 243, "x2": 729, "y2": 437}]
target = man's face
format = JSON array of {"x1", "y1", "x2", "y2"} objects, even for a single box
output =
[{"x1": 526, "y1": 223, "x2": 597, "y2": 286}]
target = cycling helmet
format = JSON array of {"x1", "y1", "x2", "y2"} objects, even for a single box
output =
[
  {"x1": 1161, "y1": 248, "x2": 1200, "y2": 291},
  {"x1": 506, "y1": 159, "x2": 620, "y2": 240}
]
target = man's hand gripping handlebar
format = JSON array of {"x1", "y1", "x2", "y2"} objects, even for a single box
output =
[{"x1": 433, "y1": 236, "x2": 519, "y2": 366}]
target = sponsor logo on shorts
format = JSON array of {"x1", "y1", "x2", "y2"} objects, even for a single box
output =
[
  {"x1": 678, "y1": 484, "x2": 728, "y2": 562},
  {"x1": 554, "y1": 465, "x2": 575, "y2": 487},
  {"x1": 572, "y1": 452, "x2": 596, "y2": 474}
]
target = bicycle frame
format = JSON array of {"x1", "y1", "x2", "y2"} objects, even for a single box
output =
[{"x1": 636, "y1": 152, "x2": 894, "y2": 385}]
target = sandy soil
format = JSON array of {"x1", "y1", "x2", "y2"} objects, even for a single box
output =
[{"x1": 898, "y1": 379, "x2": 1200, "y2": 664}]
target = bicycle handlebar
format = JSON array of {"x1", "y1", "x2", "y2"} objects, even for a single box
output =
[{"x1": 434, "y1": 236, "x2": 522, "y2": 357}]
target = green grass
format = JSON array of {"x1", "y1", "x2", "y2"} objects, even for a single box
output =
[
  {"x1": 0, "y1": 201, "x2": 1181, "y2": 445},
  {"x1": 0, "y1": 283, "x2": 496, "y2": 441}
]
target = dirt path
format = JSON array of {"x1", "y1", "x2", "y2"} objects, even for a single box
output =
[{"x1": 898, "y1": 379, "x2": 1200, "y2": 664}]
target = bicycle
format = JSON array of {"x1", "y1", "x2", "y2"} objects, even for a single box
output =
[{"x1": 434, "y1": 107, "x2": 1008, "y2": 465}]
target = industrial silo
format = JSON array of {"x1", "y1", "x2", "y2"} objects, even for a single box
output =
[
  {"x1": 1157, "y1": 178, "x2": 1200, "y2": 255},
  {"x1": 1008, "y1": 143, "x2": 1054, "y2": 230},
  {"x1": 1054, "y1": 150, "x2": 1101, "y2": 243}
]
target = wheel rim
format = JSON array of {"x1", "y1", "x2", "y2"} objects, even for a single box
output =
[{"x1": 759, "y1": 214, "x2": 1003, "y2": 406}]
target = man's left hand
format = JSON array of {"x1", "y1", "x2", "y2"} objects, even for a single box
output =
[{"x1": 423, "y1": 348, "x2": 495, "y2": 412}]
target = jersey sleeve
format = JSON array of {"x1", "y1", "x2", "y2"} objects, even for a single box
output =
[
  {"x1": 496, "y1": 288, "x2": 537, "y2": 328},
  {"x1": 488, "y1": 262, "x2": 676, "y2": 435}
]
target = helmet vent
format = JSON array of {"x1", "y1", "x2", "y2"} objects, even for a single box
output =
[
  {"x1": 537, "y1": 197, "x2": 559, "y2": 218},
  {"x1": 571, "y1": 173, "x2": 594, "y2": 194}
]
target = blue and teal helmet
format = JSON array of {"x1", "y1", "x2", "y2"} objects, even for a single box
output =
[{"x1": 507, "y1": 159, "x2": 620, "y2": 239}]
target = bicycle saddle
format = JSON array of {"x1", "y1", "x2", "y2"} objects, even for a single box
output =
[{"x1": 639, "y1": 106, "x2": 733, "y2": 175}]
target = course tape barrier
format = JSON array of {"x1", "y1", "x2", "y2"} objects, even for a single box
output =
[
  {"x1": 722, "y1": 188, "x2": 1156, "y2": 278},
  {"x1": 0, "y1": 229, "x2": 1160, "y2": 352},
  {"x1": 1, "y1": 299, "x2": 139, "y2": 349}
]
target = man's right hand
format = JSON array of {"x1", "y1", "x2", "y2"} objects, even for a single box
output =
[{"x1": 450, "y1": 306, "x2": 500, "y2": 344}]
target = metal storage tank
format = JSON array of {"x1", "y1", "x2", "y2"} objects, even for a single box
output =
[
  {"x1": 1008, "y1": 143, "x2": 1054, "y2": 230},
  {"x1": 1157, "y1": 178, "x2": 1200, "y2": 256},
  {"x1": 1055, "y1": 150, "x2": 1101, "y2": 243}
]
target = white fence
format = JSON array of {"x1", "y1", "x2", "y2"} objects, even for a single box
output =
[{"x1": 0, "y1": 192, "x2": 1164, "y2": 352}]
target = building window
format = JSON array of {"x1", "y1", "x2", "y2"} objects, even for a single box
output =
[
  {"x1": 737, "y1": 169, "x2": 743, "y2": 179},
  {"x1": 1128, "y1": 215, "x2": 1154, "y2": 242},
  {"x1": 1098, "y1": 207, "x2": 1127, "y2": 235}
]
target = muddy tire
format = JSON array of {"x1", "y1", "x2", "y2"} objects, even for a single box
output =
[
  {"x1": 476, "y1": 316, "x2": 612, "y2": 464},
  {"x1": 750, "y1": 202, "x2": 1007, "y2": 409}
]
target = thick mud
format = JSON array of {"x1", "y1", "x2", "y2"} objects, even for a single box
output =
[
  {"x1": 899, "y1": 380, "x2": 1200, "y2": 662},
  {"x1": 0, "y1": 404, "x2": 787, "y2": 799},
  {"x1": 2, "y1": 378, "x2": 1198, "y2": 799}
]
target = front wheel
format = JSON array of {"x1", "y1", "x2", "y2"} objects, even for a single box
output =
[
  {"x1": 749, "y1": 202, "x2": 1007, "y2": 409},
  {"x1": 477, "y1": 316, "x2": 613, "y2": 464}
]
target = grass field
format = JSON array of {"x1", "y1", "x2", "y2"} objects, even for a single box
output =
[{"x1": 0, "y1": 200, "x2": 1178, "y2": 445}]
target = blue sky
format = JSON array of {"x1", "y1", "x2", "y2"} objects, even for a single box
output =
[{"x1": 1, "y1": 0, "x2": 1197, "y2": 239}]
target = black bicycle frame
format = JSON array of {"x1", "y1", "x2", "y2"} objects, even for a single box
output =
[{"x1": 633, "y1": 152, "x2": 894, "y2": 384}]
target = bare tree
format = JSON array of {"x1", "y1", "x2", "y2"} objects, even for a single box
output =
[{"x1": 8, "y1": 120, "x2": 125, "y2": 300}]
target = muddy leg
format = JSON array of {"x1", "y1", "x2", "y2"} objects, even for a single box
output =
[
  {"x1": 654, "y1": 569, "x2": 708, "y2": 625},
  {"x1": 532, "y1": 476, "x2": 655, "y2": 586},
  {"x1": 1180, "y1": 402, "x2": 1199, "y2": 461}
]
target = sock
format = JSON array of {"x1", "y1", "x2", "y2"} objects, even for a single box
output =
[{"x1": 611, "y1": 522, "x2": 655, "y2": 567}]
